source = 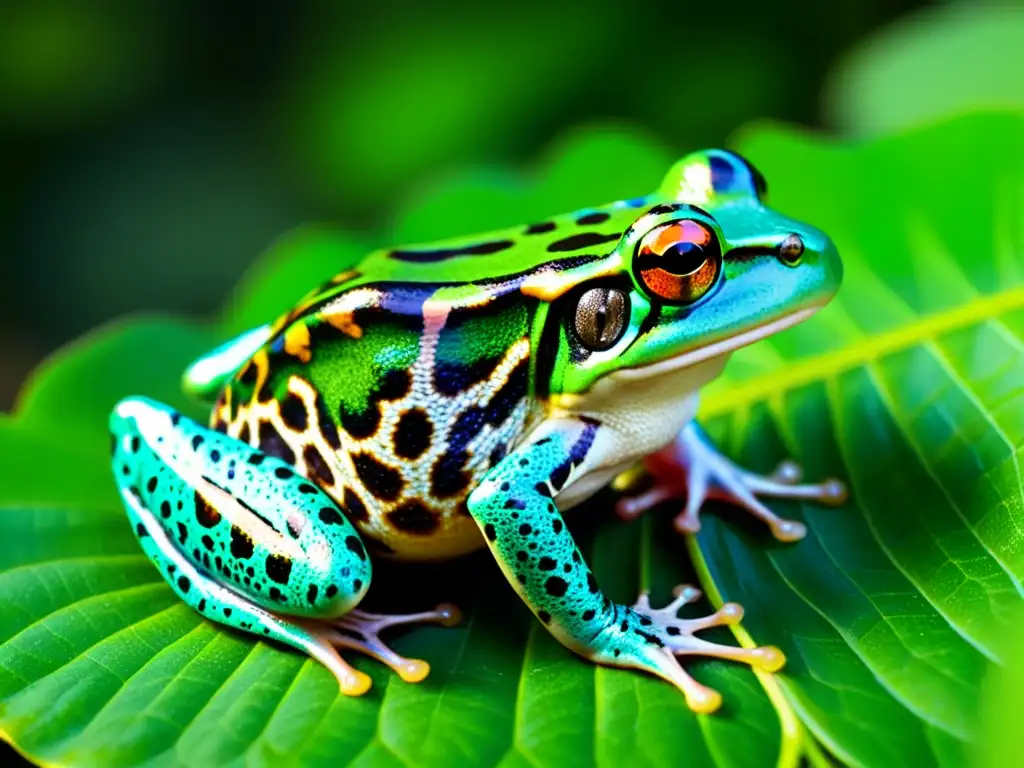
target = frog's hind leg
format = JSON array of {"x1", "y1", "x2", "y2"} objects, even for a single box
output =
[
  {"x1": 118, "y1": 480, "x2": 372, "y2": 695},
  {"x1": 616, "y1": 420, "x2": 847, "y2": 542},
  {"x1": 321, "y1": 604, "x2": 462, "y2": 683},
  {"x1": 182, "y1": 324, "x2": 272, "y2": 402}
]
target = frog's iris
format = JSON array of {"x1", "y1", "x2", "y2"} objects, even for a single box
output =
[{"x1": 635, "y1": 220, "x2": 721, "y2": 304}]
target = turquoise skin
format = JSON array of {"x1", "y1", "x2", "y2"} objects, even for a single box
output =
[{"x1": 110, "y1": 149, "x2": 844, "y2": 711}]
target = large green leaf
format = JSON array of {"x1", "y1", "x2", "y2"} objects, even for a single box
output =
[
  {"x1": 824, "y1": 3, "x2": 1024, "y2": 136},
  {"x1": 2, "y1": 112, "x2": 1022, "y2": 767}
]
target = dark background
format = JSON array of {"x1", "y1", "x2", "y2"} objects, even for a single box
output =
[{"x1": 0, "y1": 0, "x2": 932, "y2": 409}]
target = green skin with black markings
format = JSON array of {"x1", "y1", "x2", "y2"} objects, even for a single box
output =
[{"x1": 110, "y1": 149, "x2": 843, "y2": 710}]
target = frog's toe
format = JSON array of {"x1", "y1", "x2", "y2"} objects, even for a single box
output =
[{"x1": 324, "y1": 603, "x2": 461, "y2": 684}]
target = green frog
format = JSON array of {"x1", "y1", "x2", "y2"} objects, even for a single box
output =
[{"x1": 109, "y1": 149, "x2": 846, "y2": 713}]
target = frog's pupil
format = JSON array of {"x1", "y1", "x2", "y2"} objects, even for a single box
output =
[{"x1": 663, "y1": 241, "x2": 709, "y2": 275}]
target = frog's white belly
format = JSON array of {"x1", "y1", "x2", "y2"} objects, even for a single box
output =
[{"x1": 556, "y1": 354, "x2": 730, "y2": 510}]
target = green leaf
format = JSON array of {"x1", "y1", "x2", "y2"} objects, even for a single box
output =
[
  {"x1": 2, "y1": 111, "x2": 1022, "y2": 767},
  {"x1": 824, "y1": 3, "x2": 1024, "y2": 136}
]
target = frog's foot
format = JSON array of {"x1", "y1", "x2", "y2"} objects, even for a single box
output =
[
  {"x1": 626, "y1": 585, "x2": 785, "y2": 713},
  {"x1": 321, "y1": 603, "x2": 462, "y2": 684},
  {"x1": 615, "y1": 422, "x2": 846, "y2": 542}
]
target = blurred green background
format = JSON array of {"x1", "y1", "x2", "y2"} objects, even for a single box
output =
[{"x1": 2, "y1": 0, "x2": 1020, "y2": 410}]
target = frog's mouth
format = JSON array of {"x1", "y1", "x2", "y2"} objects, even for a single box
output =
[{"x1": 611, "y1": 306, "x2": 820, "y2": 383}]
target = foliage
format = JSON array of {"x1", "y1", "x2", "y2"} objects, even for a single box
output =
[
  {"x1": 825, "y1": 2, "x2": 1024, "y2": 136},
  {"x1": 1, "y1": 110, "x2": 1023, "y2": 767}
]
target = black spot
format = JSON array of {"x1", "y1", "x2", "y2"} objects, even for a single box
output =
[
  {"x1": 259, "y1": 421, "x2": 295, "y2": 465},
  {"x1": 274, "y1": 466, "x2": 294, "y2": 480},
  {"x1": 209, "y1": 449, "x2": 221, "y2": 463},
  {"x1": 345, "y1": 535, "x2": 367, "y2": 561},
  {"x1": 525, "y1": 221, "x2": 556, "y2": 234},
  {"x1": 621, "y1": 620, "x2": 629, "y2": 632},
  {"x1": 393, "y1": 408, "x2": 433, "y2": 460},
  {"x1": 582, "y1": 609, "x2": 596, "y2": 621},
  {"x1": 538, "y1": 610, "x2": 551, "y2": 624},
  {"x1": 572, "y1": 551, "x2": 581, "y2": 563},
  {"x1": 343, "y1": 487, "x2": 369, "y2": 522},
  {"x1": 269, "y1": 586, "x2": 283, "y2": 602},
  {"x1": 319, "y1": 507, "x2": 343, "y2": 525},
  {"x1": 484, "y1": 523, "x2": 497, "y2": 541},
  {"x1": 552, "y1": 519, "x2": 563, "y2": 534},
  {"x1": 613, "y1": 649, "x2": 621, "y2": 657},
  {"x1": 390, "y1": 239, "x2": 514, "y2": 263},
  {"x1": 230, "y1": 526, "x2": 254, "y2": 559},
  {"x1": 339, "y1": 400, "x2": 380, "y2": 439},
  {"x1": 667, "y1": 626, "x2": 681, "y2": 636},
  {"x1": 160, "y1": 500, "x2": 172, "y2": 519},
  {"x1": 224, "y1": 607, "x2": 233, "y2": 618},
  {"x1": 246, "y1": 566, "x2": 254, "y2": 577},
  {"x1": 563, "y1": 563, "x2": 572, "y2": 573},
  {"x1": 639, "y1": 616, "x2": 652, "y2": 626},
  {"x1": 519, "y1": 524, "x2": 532, "y2": 536},
  {"x1": 191, "y1": 435, "x2": 204, "y2": 451},
  {"x1": 538, "y1": 557, "x2": 557, "y2": 571},
  {"x1": 386, "y1": 501, "x2": 440, "y2": 534},
  {"x1": 484, "y1": 358, "x2": 528, "y2": 426},
  {"x1": 146, "y1": 476, "x2": 158, "y2": 493},
  {"x1": 434, "y1": 356, "x2": 502, "y2": 396},
  {"x1": 266, "y1": 554, "x2": 293, "y2": 584},
  {"x1": 307, "y1": 584, "x2": 318, "y2": 604},
  {"x1": 176, "y1": 522, "x2": 188, "y2": 545},
  {"x1": 504, "y1": 498, "x2": 525, "y2": 510},
  {"x1": 248, "y1": 452, "x2": 265, "y2": 466},
  {"x1": 635, "y1": 629, "x2": 664, "y2": 647},
  {"x1": 576, "y1": 212, "x2": 610, "y2": 225},
  {"x1": 298, "y1": 483, "x2": 318, "y2": 495},
  {"x1": 353, "y1": 452, "x2": 404, "y2": 500},
  {"x1": 281, "y1": 393, "x2": 309, "y2": 431},
  {"x1": 353, "y1": 579, "x2": 363, "y2": 591},
  {"x1": 201, "y1": 534, "x2": 214, "y2": 551},
  {"x1": 135, "y1": 523, "x2": 149, "y2": 538},
  {"x1": 314, "y1": 395, "x2": 342, "y2": 450},
  {"x1": 326, "y1": 584, "x2": 338, "y2": 598},
  {"x1": 547, "y1": 232, "x2": 621, "y2": 253},
  {"x1": 304, "y1": 444, "x2": 335, "y2": 487},
  {"x1": 177, "y1": 575, "x2": 191, "y2": 593},
  {"x1": 198, "y1": 598, "x2": 206, "y2": 612},
  {"x1": 587, "y1": 571, "x2": 598, "y2": 593},
  {"x1": 544, "y1": 576, "x2": 568, "y2": 597},
  {"x1": 535, "y1": 482, "x2": 552, "y2": 498},
  {"x1": 516, "y1": 551, "x2": 527, "y2": 562},
  {"x1": 378, "y1": 368, "x2": 411, "y2": 400}
]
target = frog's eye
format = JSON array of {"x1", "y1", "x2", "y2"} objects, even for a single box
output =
[
  {"x1": 778, "y1": 234, "x2": 804, "y2": 266},
  {"x1": 635, "y1": 220, "x2": 721, "y2": 304},
  {"x1": 573, "y1": 286, "x2": 630, "y2": 351}
]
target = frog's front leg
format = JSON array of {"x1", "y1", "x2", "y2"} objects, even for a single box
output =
[
  {"x1": 616, "y1": 420, "x2": 847, "y2": 542},
  {"x1": 110, "y1": 397, "x2": 459, "y2": 694},
  {"x1": 467, "y1": 418, "x2": 784, "y2": 713}
]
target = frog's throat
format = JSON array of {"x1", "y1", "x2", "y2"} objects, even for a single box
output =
[{"x1": 610, "y1": 306, "x2": 820, "y2": 384}]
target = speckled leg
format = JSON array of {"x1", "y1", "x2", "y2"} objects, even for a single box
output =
[
  {"x1": 617, "y1": 421, "x2": 847, "y2": 542},
  {"x1": 110, "y1": 396, "x2": 459, "y2": 694},
  {"x1": 468, "y1": 419, "x2": 784, "y2": 713}
]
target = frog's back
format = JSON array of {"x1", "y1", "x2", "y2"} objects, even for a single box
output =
[{"x1": 208, "y1": 202, "x2": 646, "y2": 560}]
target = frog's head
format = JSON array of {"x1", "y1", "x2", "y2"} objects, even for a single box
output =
[{"x1": 543, "y1": 149, "x2": 842, "y2": 405}]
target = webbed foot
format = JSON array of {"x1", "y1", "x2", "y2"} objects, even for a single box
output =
[
  {"x1": 626, "y1": 585, "x2": 784, "y2": 713},
  {"x1": 320, "y1": 603, "x2": 462, "y2": 684},
  {"x1": 616, "y1": 422, "x2": 846, "y2": 542}
]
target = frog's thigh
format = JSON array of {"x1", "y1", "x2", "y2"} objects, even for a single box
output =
[{"x1": 111, "y1": 396, "x2": 373, "y2": 694}]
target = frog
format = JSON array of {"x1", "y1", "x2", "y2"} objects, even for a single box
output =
[{"x1": 109, "y1": 148, "x2": 846, "y2": 713}]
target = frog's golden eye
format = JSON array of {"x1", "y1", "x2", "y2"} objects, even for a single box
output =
[
  {"x1": 573, "y1": 286, "x2": 629, "y2": 351},
  {"x1": 635, "y1": 220, "x2": 721, "y2": 304}
]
